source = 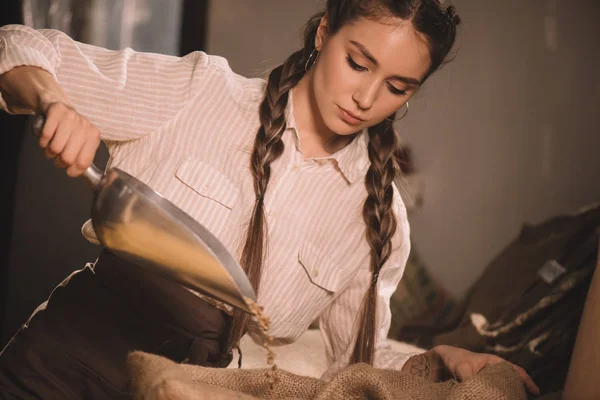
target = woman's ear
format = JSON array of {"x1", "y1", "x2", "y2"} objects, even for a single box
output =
[{"x1": 315, "y1": 15, "x2": 329, "y2": 51}]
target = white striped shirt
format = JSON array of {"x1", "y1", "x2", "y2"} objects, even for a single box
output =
[{"x1": 0, "y1": 24, "x2": 412, "y2": 379}]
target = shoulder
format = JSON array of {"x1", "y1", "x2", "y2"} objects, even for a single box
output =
[{"x1": 202, "y1": 53, "x2": 266, "y2": 109}]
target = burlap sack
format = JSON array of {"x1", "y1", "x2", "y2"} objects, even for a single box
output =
[{"x1": 128, "y1": 351, "x2": 527, "y2": 400}]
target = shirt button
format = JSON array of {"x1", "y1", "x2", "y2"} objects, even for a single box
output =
[
  {"x1": 202, "y1": 184, "x2": 211, "y2": 191},
  {"x1": 312, "y1": 268, "x2": 319, "y2": 277}
]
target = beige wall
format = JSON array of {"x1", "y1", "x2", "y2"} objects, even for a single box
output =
[
  {"x1": 207, "y1": 0, "x2": 600, "y2": 297},
  {"x1": 207, "y1": 0, "x2": 322, "y2": 77},
  {"x1": 404, "y1": 0, "x2": 600, "y2": 296}
]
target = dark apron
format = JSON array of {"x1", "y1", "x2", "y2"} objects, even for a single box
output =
[{"x1": 0, "y1": 250, "x2": 233, "y2": 399}]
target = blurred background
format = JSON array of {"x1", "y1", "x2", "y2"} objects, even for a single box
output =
[{"x1": 0, "y1": 0, "x2": 599, "y2": 392}]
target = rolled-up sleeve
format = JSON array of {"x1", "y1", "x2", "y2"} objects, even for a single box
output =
[
  {"x1": 319, "y1": 200, "x2": 418, "y2": 380},
  {"x1": 0, "y1": 24, "x2": 210, "y2": 141}
]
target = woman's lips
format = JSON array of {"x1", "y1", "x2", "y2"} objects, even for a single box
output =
[{"x1": 338, "y1": 106, "x2": 364, "y2": 126}]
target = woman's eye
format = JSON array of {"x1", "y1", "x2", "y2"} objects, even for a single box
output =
[
  {"x1": 346, "y1": 55, "x2": 367, "y2": 72},
  {"x1": 387, "y1": 83, "x2": 407, "y2": 96},
  {"x1": 346, "y1": 54, "x2": 407, "y2": 96}
]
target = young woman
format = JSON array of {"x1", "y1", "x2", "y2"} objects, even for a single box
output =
[{"x1": 0, "y1": 1, "x2": 539, "y2": 398}]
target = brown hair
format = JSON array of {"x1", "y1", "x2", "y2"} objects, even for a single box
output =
[{"x1": 227, "y1": 0, "x2": 461, "y2": 365}]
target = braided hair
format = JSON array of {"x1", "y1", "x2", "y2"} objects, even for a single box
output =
[{"x1": 226, "y1": 1, "x2": 461, "y2": 365}]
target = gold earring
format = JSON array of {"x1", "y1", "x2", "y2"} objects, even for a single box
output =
[
  {"x1": 386, "y1": 102, "x2": 409, "y2": 122},
  {"x1": 305, "y1": 49, "x2": 319, "y2": 72}
]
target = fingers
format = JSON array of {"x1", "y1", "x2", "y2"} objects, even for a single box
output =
[
  {"x1": 444, "y1": 349, "x2": 541, "y2": 396},
  {"x1": 47, "y1": 120, "x2": 73, "y2": 160},
  {"x1": 67, "y1": 128, "x2": 100, "y2": 177},
  {"x1": 510, "y1": 363, "x2": 541, "y2": 396},
  {"x1": 38, "y1": 110, "x2": 59, "y2": 148},
  {"x1": 482, "y1": 356, "x2": 541, "y2": 396},
  {"x1": 38, "y1": 102, "x2": 101, "y2": 177}
]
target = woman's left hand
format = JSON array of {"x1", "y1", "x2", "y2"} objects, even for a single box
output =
[{"x1": 403, "y1": 345, "x2": 540, "y2": 396}]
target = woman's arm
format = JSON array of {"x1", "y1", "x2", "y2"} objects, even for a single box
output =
[
  {"x1": 0, "y1": 24, "x2": 211, "y2": 176},
  {"x1": 0, "y1": 24, "x2": 211, "y2": 141},
  {"x1": 0, "y1": 66, "x2": 71, "y2": 114},
  {"x1": 0, "y1": 65, "x2": 100, "y2": 176}
]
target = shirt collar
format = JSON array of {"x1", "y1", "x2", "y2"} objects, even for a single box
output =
[
  {"x1": 333, "y1": 131, "x2": 370, "y2": 184},
  {"x1": 285, "y1": 90, "x2": 370, "y2": 185}
]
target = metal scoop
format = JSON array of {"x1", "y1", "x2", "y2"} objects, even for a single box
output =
[{"x1": 32, "y1": 116, "x2": 256, "y2": 313}]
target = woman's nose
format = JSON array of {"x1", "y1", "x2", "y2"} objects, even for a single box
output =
[{"x1": 352, "y1": 80, "x2": 379, "y2": 110}]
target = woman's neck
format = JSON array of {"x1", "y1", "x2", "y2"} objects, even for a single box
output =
[{"x1": 292, "y1": 73, "x2": 356, "y2": 159}]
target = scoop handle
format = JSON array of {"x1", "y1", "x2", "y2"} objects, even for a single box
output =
[{"x1": 32, "y1": 115, "x2": 103, "y2": 188}]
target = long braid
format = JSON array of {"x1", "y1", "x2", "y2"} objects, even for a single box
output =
[
  {"x1": 224, "y1": 0, "x2": 461, "y2": 364},
  {"x1": 226, "y1": 47, "x2": 312, "y2": 353},
  {"x1": 351, "y1": 118, "x2": 400, "y2": 364}
]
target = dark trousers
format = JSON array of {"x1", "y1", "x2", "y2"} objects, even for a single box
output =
[{"x1": 0, "y1": 250, "x2": 233, "y2": 399}]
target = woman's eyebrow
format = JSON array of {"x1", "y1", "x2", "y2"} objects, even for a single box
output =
[{"x1": 350, "y1": 40, "x2": 421, "y2": 86}]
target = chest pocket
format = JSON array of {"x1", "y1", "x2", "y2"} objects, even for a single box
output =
[
  {"x1": 175, "y1": 157, "x2": 239, "y2": 209},
  {"x1": 273, "y1": 242, "x2": 344, "y2": 327},
  {"x1": 169, "y1": 157, "x2": 239, "y2": 236},
  {"x1": 298, "y1": 242, "x2": 343, "y2": 293}
]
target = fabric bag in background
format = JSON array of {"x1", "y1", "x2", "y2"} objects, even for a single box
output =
[
  {"x1": 388, "y1": 246, "x2": 460, "y2": 343},
  {"x1": 127, "y1": 351, "x2": 526, "y2": 400},
  {"x1": 432, "y1": 203, "x2": 600, "y2": 395}
]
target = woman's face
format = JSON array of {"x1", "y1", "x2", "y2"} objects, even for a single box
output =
[{"x1": 311, "y1": 16, "x2": 432, "y2": 135}]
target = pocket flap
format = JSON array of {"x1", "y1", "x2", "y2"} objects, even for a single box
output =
[
  {"x1": 298, "y1": 242, "x2": 342, "y2": 293},
  {"x1": 175, "y1": 158, "x2": 239, "y2": 209}
]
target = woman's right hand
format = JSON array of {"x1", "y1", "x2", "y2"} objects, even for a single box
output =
[
  {"x1": 0, "y1": 66, "x2": 101, "y2": 177},
  {"x1": 37, "y1": 102, "x2": 101, "y2": 177}
]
